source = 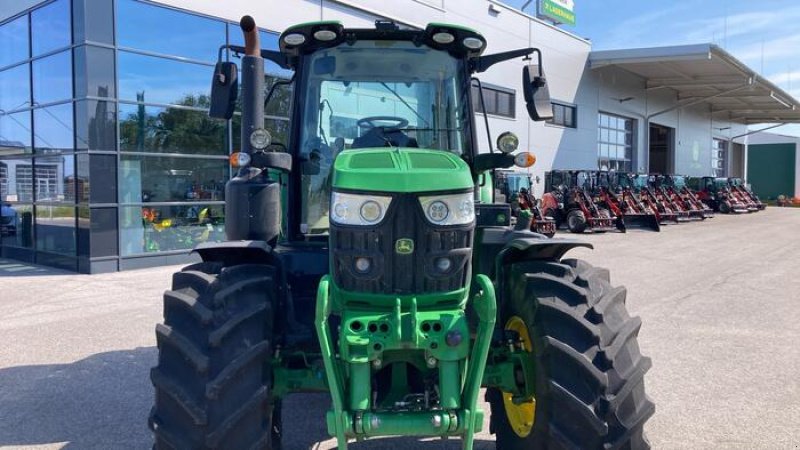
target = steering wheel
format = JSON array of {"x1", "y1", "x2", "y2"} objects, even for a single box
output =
[{"x1": 357, "y1": 116, "x2": 409, "y2": 131}]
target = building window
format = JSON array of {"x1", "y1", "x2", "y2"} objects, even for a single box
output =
[
  {"x1": 548, "y1": 102, "x2": 576, "y2": 128},
  {"x1": 598, "y1": 112, "x2": 634, "y2": 172},
  {"x1": 712, "y1": 138, "x2": 728, "y2": 177},
  {"x1": 471, "y1": 84, "x2": 515, "y2": 118},
  {"x1": 15, "y1": 165, "x2": 34, "y2": 202},
  {"x1": 0, "y1": 163, "x2": 7, "y2": 198}
]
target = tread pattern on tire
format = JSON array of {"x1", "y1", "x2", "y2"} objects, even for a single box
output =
[
  {"x1": 150, "y1": 262, "x2": 276, "y2": 450},
  {"x1": 489, "y1": 257, "x2": 654, "y2": 450}
]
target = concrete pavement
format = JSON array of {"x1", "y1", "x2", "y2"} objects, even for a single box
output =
[{"x1": 1, "y1": 208, "x2": 799, "y2": 449}]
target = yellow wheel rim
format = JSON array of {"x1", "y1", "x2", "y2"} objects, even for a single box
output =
[{"x1": 502, "y1": 316, "x2": 536, "y2": 438}]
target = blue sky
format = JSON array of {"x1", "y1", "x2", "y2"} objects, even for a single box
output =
[{"x1": 503, "y1": 0, "x2": 800, "y2": 136}]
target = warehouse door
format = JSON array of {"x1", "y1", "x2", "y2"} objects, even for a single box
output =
[
  {"x1": 747, "y1": 144, "x2": 796, "y2": 200},
  {"x1": 649, "y1": 124, "x2": 674, "y2": 174}
]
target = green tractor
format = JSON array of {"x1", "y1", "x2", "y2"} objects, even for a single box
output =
[{"x1": 149, "y1": 16, "x2": 653, "y2": 449}]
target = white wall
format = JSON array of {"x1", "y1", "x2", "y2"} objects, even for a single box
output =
[{"x1": 578, "y1": 63, "x2": 747, "y2": 179}]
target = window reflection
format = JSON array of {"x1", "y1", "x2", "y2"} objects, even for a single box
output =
[
  {"x1": 34, "y1": 154, "x2": 75, "y2": 203},
  {"x1": 33, "y1": 103, "x2": 75, "y2": 153},
  {"x1": 120, "y1": 155, "x2": 227, "y2": 203},
  {"x1": 76, "y1": 154, "x2": 116, "y2": 204},
  {"x1": 73, "y1": 0, "x2": 114, "y2": 45},
  {"x1": 119, "y1": 103, "x2": 227, "y2": 155},
  {"x1": 74, "y1": 46, "x2": 115, "y2": 98},
  {"x1": 33, "y1": 51, "x2": 73, "y2": 104},
  {"x1": 118, "y1": 52, "x2": 211, "y2": 106},
  {"x1": 35, "y1": 204, "x2": 76, "y2": 255},
  {"x1": 1, "y1": 157, "x2": 34, "y2": 202},
  {"x1": 120, "y1": 203, "x2": 225, "y2": 255},
  {"x1": 0, "y1": 203, "x2": 33, "y2": 248},
  {"x1": 0, "y1": 112, "x2": 33, "y2": 155},
  {"x1": 117, "y1": 0, "x2": 225, "y2": 62},
  {"x1": 0, "y1": 64, "x2": 31, "y2": 112},
  {"x1": 75, "y1": 100, "x2": 116, "y2": 151},
  {"x1": 31, "y1": 0, "x2": 71, "y2": 57},
  {"x1": 0, "y1": 16, "x2": 29, "y2": 68}
]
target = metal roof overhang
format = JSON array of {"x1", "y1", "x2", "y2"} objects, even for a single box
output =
[{"x1": 589, "y1": 44, "x2": 800, "y2": 125}]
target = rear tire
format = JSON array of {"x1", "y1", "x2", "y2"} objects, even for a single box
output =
[
  {"x1": 149, "y1": 262, "x2": 277, "y2": 449},
  {"x1": 489, "y1": 258, "x2": 654, "y2": 449},
  {"x1": 566, "y1": 210, "x2": 587, "y2": 234},
  {"x1": 719, "y1": 201, "x2": 731, "y2": 214}
]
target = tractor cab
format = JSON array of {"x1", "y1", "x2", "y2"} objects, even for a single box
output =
[
  {"x1": 631, "y1": 173, "x2": 650, "y2": 192},
  {"x1": 664, "y1": 174, "x2": 686, "y2": 189}
]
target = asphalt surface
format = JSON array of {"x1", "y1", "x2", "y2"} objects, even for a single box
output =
[{"x1": 1, "y1": 208, "x2": 799, "y2": 449}]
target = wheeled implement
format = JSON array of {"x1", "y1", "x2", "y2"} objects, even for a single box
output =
[
  {"x1": 541, "y1": 170, "x2": 620, "y2": 233},
  {"x1": 597, "y1": 171, "x2": 660, "y2": 231},
  {"x1": 495, "y1": 170, "x2": 556, "y2": 237},
  {"x1": 689, "y1": 176, "x2": 749, "y2": 214},
  {"x1": 149, "y1": 16, "x2": 654, "y2": 450},
  {"x1": 728, "y1": 177, "x2": 765, "y2": 211}
]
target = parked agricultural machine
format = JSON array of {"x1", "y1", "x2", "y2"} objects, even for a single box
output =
[
  {"x1": 541, "y1": 170, "x2": 620, "y2": 233},
  {"x1": 647, "y1": 175, "x2": 698, "y2": 222},
  {"x1": 652, "y1": 175, "x2": 706, "y2": 220},
  {"x1": 729, "y1": 177, "x2": 766, "y2": 211},
  {"x1": 494, "y1": 170, "x2": 556, "y2": 237},
  {"x1": 629, "y1": 174, "x2": 680, "y2": 224},
  {"x1": 664, "y1": 175, "x2": 714, "y2": 218},
  {"x1": 595, "y1": 171, "x2": 660, "y2": 231},
  {"x1": 148, "y1": 16, "x2": 653, "y2": 450},
  {"x1": 688, "y1": 177, "x2": 750, "y2": 214}
]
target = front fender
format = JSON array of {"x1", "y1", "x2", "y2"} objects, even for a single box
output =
[
  {"x1": 193, "y1": 240, "x2": 277, "y2": 266},
  {"x1": 499, "y1": 237, "x2": 592, "y2": 266}
]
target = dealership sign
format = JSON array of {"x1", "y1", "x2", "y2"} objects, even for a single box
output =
[{"x1": 538, "y1": 0, "x2": 575, "y2": 26}]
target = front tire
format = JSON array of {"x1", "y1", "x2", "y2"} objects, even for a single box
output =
[
  {"x1": 566, "y1": 209, "x2": 587, "y2": 233},
  {"x1": 489, "y1": 258, "x2": 654, "y2": 449},
  {"x1": 149, "y1": 262, "x2": 277, "y2": 449}
]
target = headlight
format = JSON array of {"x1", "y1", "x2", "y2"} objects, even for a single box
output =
[
  {"x1": 331, "y1": 192, "x2": 392, "y2": 226},
  {"x1": 419, "y1": 192, "x2": 475, "y2": 226}
]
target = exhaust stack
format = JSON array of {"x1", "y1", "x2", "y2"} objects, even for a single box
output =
[{"x1": 239, "y1": 15, "x2": 264, "y2": 155}]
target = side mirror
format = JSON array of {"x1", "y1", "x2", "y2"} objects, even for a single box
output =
[
  {"x1": 522, "y1": 64, "x2": 553, "y2": 122},
  {"x1": 209, "y1": 61, "x2": 238, "y2": 119}
]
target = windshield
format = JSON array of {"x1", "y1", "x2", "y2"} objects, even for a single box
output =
[
  {"x1": 633, "y1": 175, "x2": 649, "y2": 189},
  {"x1": 298, "y1": 41, "x2": 470, "y2": 236},
  {"x1": 672, "y1": 176, "x2": 686, "y2": 189},
  {"x1": 507, "y1": 174, "x2": 531, "y2": 193}
]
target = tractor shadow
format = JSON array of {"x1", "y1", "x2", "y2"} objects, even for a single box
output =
[
  {"x1": 0, "y1": 347, "x2": 495, "y2": 449},
  {"x1": 0, "y1": 347, "x2": 157, "y2": 449}
]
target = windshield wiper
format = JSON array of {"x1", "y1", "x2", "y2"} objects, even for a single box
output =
[{"x1": 379, "y1": 82, "x2": 431, "y2": 128}]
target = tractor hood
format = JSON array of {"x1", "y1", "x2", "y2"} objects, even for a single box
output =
[{"x1": 332, "y1": 148, "x2": 473, "y2": 193}]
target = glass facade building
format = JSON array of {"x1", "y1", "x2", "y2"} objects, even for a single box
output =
[{"x1": 0, "y1": 0, "x2": 290, "y2": 272}]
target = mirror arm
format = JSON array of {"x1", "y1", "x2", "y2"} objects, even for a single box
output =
[
  {"x1": 470, "y1": 77, "x2": 494, "y2": 154},
  {"x1": 472, "y1": 47, "x2": 541, "y2": 73},
  {"x1": 219, "y1": 44, "x2": 291, "y2": 69},
  {"x1": 473, "y1": 153, "x2": 515, "y2": 174}
]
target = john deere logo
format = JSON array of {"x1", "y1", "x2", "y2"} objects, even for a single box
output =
[{"x1": 395, "y1": 238, "x2": 414, "y2": 255}]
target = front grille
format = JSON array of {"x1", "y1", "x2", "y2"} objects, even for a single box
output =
[{"x1": 330, "y1": 193, "x2": 474, "y2": 295}]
